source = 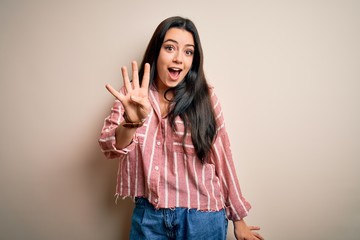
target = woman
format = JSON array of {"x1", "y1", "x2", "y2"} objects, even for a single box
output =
[{"x1": 99, "y1": 16, "x2": 263, "y2": 240}]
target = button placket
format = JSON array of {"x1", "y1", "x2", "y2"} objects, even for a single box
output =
[
  {"x1": 148, "y1": 118, "x2": 166, "y2": 207},
  {"x1": 150, "y1": 135, "x2": 163, "y2": 207}
]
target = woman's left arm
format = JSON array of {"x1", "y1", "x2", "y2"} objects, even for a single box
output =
[{"x1": 209, "y1": 88, "x2": 263, "y2": 239}]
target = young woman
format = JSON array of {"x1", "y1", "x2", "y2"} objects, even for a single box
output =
[{"x1": 99, "y1": 16, "x2": 264, "y2": 240}]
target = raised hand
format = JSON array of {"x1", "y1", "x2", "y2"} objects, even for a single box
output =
[{"x1": 106, "y1": 61, "x2": 151, "y2": 123}]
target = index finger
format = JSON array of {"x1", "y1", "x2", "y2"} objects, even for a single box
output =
[
  {"x1": 131, "y1": 61, "x2": 140, "y2": 89},
  {"x1": 141, "y1": 63, "x2": 151, "y2": 89},
  {"x1": 105, "y1": 84, "x2": 124, "y2": 101}
]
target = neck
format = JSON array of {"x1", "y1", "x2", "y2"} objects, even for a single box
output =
[
  {"x1": 155, "y1": 83, "x2": 174, "y2": 102},
  {"x1": 156, "y1": 88, "x2": 172, "y2": 118}
]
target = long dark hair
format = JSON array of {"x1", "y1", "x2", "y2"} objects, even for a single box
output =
[{"x1": 138, "y1": 16, "x2": 217, "y2": 163}]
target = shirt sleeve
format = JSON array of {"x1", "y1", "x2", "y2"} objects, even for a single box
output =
[
  {"x1": 98, "y1": 87, "x2": 136, "y2": 159},
  {"x1": 210, "y1": 87, "x2": 252, "y2": 221}
]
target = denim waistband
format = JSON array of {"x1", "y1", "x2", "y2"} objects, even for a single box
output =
[{"x1": 131, "y1": 197, "x2": 228, "y2": 239}]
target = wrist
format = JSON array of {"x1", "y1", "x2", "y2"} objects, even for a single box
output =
[
  {"x1": 122, "y1": 121, "x2": 145, "y2": 128},
  {"x1": 122, "y1": 112, "x2": 149, "y2": 128},
  {"x1": 233, "y1": 219, "x2": 246, "y2": 229}
]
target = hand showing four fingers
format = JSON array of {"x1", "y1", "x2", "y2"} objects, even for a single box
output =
[{"x1": 106, "y1": 61, "x2": 152, "y2": 123}]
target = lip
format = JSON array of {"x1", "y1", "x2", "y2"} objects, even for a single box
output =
[{"x1": 168, "y1": 66, "x2": 182, "y2": 70}]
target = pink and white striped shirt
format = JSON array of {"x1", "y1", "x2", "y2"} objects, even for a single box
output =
[{"x1": 98, "y1": 86, "x2": 251, "y2": 221}]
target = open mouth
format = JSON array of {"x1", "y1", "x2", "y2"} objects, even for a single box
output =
[{"x1": 168, "y1": 67, "x2": 182, "y2": 79}]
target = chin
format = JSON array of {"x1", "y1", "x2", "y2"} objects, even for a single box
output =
[{"x1": 165, "y1": 79, "x2": 182, "y2": 88}]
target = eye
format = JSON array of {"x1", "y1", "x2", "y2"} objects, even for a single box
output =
[
  {"x1": 164, "y1": 45, "x2": 175, "y2": 52},
  {"x1": 185, "y1": 49, "x2": 194, "y2": 56}
]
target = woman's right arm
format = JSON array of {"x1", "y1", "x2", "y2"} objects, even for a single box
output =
[
  {"x1": 101, "y1": 61, "x2": 151, "y2": 153},
  {"x1": 114, "y1": 120, "x2": 138, "y2": 149},
  {"x1": 98, "y1": 98, "x2": 135, "y2": 159}
]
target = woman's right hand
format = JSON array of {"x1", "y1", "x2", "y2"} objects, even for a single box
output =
[{"x1": 105, "y1": 61, "x2": 151, "y2": 123}]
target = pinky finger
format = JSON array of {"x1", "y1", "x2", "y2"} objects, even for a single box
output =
[{"x1": 105, "y1": 84, "x2": 124, "y2": 101}]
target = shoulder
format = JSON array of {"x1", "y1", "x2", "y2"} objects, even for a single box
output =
[
  {"x1": 207, "y1": 85, "x2": 221, "y2": 109},
  {"x1": 206, "y1": 86, "x2": 225, "y2": 129}
]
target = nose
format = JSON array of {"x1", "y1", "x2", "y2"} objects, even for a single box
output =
[{"x1": 173, "y1": 51, "x2": 183, "y2": 64}]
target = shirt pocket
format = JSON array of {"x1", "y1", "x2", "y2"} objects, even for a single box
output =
[
  {"x1": 134, "y1": 125, "x2": 148, "y2": 148},
  {"x1": 172, "y1": 140, "x2": 196, "y2": 156},
  {"x1": 171, "y1": 121, "x2": 196, "y2": 156}
]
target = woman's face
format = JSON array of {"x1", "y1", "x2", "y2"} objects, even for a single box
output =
[{"x1": 155, "y1": 28, "x2": 195, "y2": 93}]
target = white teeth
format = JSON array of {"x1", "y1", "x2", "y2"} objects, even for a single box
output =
[{"x1": 169, "y1": 67, "x2": 181, "y2": 71}]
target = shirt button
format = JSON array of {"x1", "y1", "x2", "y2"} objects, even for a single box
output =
[
  {"x1": 154, "y1": 166, "x2": 159, "y2": 171},
  {"x1": 154, "y1": 198, "x2": 158, "y2": 203},
  {"x1": 157, "y1": 141, "x2": 161, "y2": 146}
]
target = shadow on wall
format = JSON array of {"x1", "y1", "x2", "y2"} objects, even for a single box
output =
[
  {"x1": 90, "y1": 150, "x2": 134, "y2": 239},
  {"x1": 116, "y1": 199, "x2": 134, "y2": 239},
  {"x1": 81, "y1": 109, "x2": 135, "y2": 240},
  {"x1": 1, "y1": 116, "x2": 135, "y2": 240}
]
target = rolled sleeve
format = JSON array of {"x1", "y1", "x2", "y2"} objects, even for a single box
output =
[
  {"x1": 98, "y1": 90, "x2": 136, "y2": 159},
  {"x1": 98, "y1": 126, "x2": 136, "y2": 158}
]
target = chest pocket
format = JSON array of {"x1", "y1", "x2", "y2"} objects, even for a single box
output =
[
  {"x1": 134, "y1": 117, "x2": 151, "y2": 148},
  {"x1": 170, "y1": 119, "x2": 196, "y2": 156}
]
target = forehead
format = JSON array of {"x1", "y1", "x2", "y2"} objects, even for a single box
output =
[{"x1": 164, "y1": 28, "x2": 195, "y2": 46}]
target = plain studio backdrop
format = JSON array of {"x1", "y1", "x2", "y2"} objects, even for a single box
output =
[{"x1": 0, "y1": 0, "x2": 359, "y2": 239}]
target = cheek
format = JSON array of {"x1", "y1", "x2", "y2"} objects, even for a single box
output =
[
  {"x1": 156, "y1": 57, "x2": 165, "y2": 74},
  {"x1": 185, "y1": 58, "x2": 194, "y2": 71},
  {"x1": 157, "y1": 53, "x2": 170, "y2": 69}
]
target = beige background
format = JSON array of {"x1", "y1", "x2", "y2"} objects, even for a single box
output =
[{"x1": 1, "y1": 0, "x2": 359, "y2": 239}]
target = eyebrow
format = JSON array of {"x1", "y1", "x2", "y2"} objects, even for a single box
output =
[{"x1": 163, "y1": 39, "x2": 195, "y2": 48}]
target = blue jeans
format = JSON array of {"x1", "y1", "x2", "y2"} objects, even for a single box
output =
[{"x1": 130, "y1": 197, "x2": 228, "y2": 240}]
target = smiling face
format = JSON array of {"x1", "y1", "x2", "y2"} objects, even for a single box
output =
[{"x1": 155, "y1": 28, "x2": 195, "y2": 93}]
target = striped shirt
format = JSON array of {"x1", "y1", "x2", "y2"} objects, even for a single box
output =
[{"x1": 98, "y1": 86, "x2": 251, "y2": 221}]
